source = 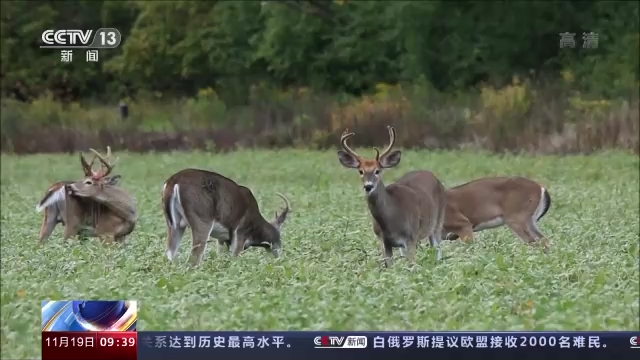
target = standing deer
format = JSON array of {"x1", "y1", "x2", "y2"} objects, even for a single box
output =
[
  {"x1": 63, "y1": 147, "x2": 137, "y2": 243},
  {"x1": 443, "y1": 177, "x2": 552, "y2": 250},
  {"x1": 35, "y1": 151, "x2": 122, "y2": 242},
  {"x1": 161, "y1": 169, "x2": 291, "y2": 266},
  {"x1": 337, "y1": 126, "x2": 447, "y2": 267}
]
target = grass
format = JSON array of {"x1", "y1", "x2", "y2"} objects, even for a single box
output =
[{"x1": 1, "y1": 149, "x2": 639, "y2": 358}]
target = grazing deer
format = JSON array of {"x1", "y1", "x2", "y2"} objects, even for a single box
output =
[
  {"x1": 35, "y1": 151, "x2": 121, "y2": 242},
  {"x1": 161, "y1": 169, "x2": 291, "y2": 266},
  {"x1": 337, "y1": 126, "x2": 447, "y2": 267},
  {"x1": 63, "y1": 147, "x2": 138, "y2": 243},
  {"x1": 443, "y1": 177, "x2": 552, "y2": 250}
]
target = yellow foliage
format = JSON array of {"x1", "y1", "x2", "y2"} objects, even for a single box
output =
[
  {"x1": 566, "y1": 95, "x2": 612, "y2": 122},
  {"x1": 479, "y1": 76, "x2": 531, "y2": 118},
  {"x1": 197, "y1": 87, "x2": 218, "y2": 100},
  {"x1": 329, "y1": 83, "x2": 409, "y2": 131},
  {"x1": 561, "y1": 69, "x2": 574, "y2": 84},
  {"x1": 568, "y1": 96, "x2": 611, "y2": 110}
]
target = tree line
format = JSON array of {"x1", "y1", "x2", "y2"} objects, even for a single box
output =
[{"x1": 1, "y1": 1, "x2": 638, "y2": 105}]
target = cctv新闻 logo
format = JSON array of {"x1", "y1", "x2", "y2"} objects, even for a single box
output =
[
  {"x1": 630, "y1": 336, "x2": 640, "y2": 349},
  {"x1": 41, "y1": 30, "x2": 93, "y2": 46}
]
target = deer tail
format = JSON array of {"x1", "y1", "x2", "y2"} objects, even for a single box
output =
[
  {"x1": 535, "y1": 186, "x2": 551, "y2": 222},
  {"x1": 36, "y1": 185, "x2": 66, "y2": 213}
]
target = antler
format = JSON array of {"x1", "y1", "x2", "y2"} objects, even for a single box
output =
[
  {"x1": 340, "y1": 128, "x2": 362, "y2": 160},
  {"x1": 79, "y1": 153, "x2": 98, "y2": 177},
  {"x1": 274, "y1": 192, "x2": 291, "y2": 226},
  {"x1": 89, "y1": 146, "x2": 118, "y2": 178},
  {"x1": 374, "y1": 126, "x2": 396, "y2": 161}
]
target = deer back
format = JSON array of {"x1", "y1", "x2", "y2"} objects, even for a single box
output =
[
  {"x1": 446, "y1": 176, "x2": 546, "y2": 225},
  {"x1": 164, "y1": 169, "x2": 253, "y2": 230}
]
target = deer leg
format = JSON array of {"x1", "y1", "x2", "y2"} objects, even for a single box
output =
[
  {"x1": 381, "y1": 241, "x2": 393, "y2": 268},
  {"x1": 505, "y1": 218, "x2": 537, "y2": 245},
  {"x1": 39, "y1": 208, "x2": 59, "y2": 243},
  {"x1": 405, "y1": 238, "x2": 418, "y2": 264},
  {"x1": 428, "y1": 235, "x2": 443, "y2": 261},
  {"x1": 63, "y1": 221, "x2": 79, "y2": 240},
  {"x1": 229, "y1": 230, "x2": 244, "y2": 257},
  {"x1": 189, "y1": 222, "x2": 210, "y2": 267},
  {"x1": 528, "y1": 219, "x2": 550, "y2": 253},
  {"x1": 189, "y1": 231, "x2": 209, "y2": 267},
  {"x1": 399, "y1": 243, "x2": 407, "y2": 258}
]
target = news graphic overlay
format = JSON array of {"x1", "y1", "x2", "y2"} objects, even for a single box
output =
[
  {"x1": 40, "y1": 29, "x2": 122, "y2": 49},
  {"x1": 42, "y1": 300, "x2": 137, "y2": 360},
  {"x1": 40, "y1": 28, "x2": 122, "y2": 64},
  {"x1": 137, "y1": 331, "x2": 639, "y2": 360},
  {"x1": 314, "y1": 335, "x2": 367, "y2": 349}
]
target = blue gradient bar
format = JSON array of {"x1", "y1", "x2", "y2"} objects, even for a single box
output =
[{"x1": 138, "y1": 331, "x2": 639, "y2": 360}]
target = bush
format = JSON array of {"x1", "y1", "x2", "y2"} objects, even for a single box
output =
[{"x1": 1, "y1": 83, "x2": 637, "y2": 155}]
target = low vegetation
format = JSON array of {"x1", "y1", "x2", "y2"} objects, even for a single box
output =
[{"x1": 1, "y1": 150, "x2": 638, "y2": 359}]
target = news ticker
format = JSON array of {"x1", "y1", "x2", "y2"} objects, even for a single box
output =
[{"x1": 42, "y1": 331, "x2": 640, "y2": 360}]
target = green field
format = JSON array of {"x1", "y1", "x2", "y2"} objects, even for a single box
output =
[{"x1": 1, "y1": 150, "x2": 638, "y2": 358}]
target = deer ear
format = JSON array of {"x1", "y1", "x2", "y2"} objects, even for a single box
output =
[
  {"x1": 379, "y1": 150, "x2": 401, "y2": 168},
  {"x1": 104, "y1": 175, "x2": 121, "y2": 186},
  {"x1": 337, "y1": 150, "x2": 359, "y2": 168}
]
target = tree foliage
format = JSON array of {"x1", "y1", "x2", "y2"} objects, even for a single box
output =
[{"x1": 1, "y1": 1, "x2": 638, "y2": 103}]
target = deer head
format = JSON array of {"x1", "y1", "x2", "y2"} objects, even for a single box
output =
[
  {"x1": 242, "y1": 191, "x2": 291, "y2": 258},
  {"x1": 70, "y1": 147, "x2": 121, "y2": 196},
  {"x1": 337, "y1": 126, "x2": 402, "y2": 195},
  {"x1": 267, "y1": 192, "x2": 290, "y2": 256},
  {"x1": 63, "y1": 147, "x2": 137, "y2": 241}
]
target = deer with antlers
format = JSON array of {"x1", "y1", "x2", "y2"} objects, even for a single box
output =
[
  {"x1": 162, "y1": 168, "x2": 291, "y2": 266},
  {"x1": 36, "y1": 147, "x2": 137, "y2": 243},
  {"x1": 337, "y1": 126, "x2": 447, "y2": 267},
  {"x1": 443, "y1": 177, "x2": 552, "y2": 250},
  {"x1": 35, "y1": 149, "x2": 120, "y2": 242}
]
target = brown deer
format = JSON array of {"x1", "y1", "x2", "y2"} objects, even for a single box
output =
[
  {"x1": 161, "y1": 169, "x2": 291, "y2": 266},
  {"x1": 443, "y1": 177, "x2": 552, "y2": 250},
  {"x1": 62, "y1": 147, "x2": 138, "y2": 243},
  {"x1": 35, "y1": 152, "x2": 121, "y2": 242},
  {"x1": 337, "y1": 126, "x2": 447, "y2": 267}
]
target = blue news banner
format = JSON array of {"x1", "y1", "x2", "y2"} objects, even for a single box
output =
[{"x1": 138, "y1": 331, "x2": 640, "y2": 360}]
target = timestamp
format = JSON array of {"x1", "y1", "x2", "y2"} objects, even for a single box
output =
[{"x1": 98, "y1": 333, "x2": 136, "y2": 347}]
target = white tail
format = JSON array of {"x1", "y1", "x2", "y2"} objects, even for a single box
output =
[
  {"x1": 337, "y1": 126, "x2": 447, "y2": 267},
  {"x1": 162, "y1": 168, "x2": 291, "y2": 266},
  {"x1": 36, "y1": 183, "x2": 67, "y2": 213},
  {"x1": 35, "y1": 181, "x2": 74, "y2": 243},
  {"x1": 444, "y1": 176, "x2": 551, "y2": 250}
]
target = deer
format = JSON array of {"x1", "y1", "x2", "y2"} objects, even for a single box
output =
[
  {"x1": 443, "y1": 177, "x2": 552, "y2": 250},
  {"x1": 161, "y1": 168, "x2": 291, "y2": 266},
  {"x1": 337, "y1": 126, "x2": 447, "y2": 267},
  {"x1": 62, "y1": 147, "x2": 137, "y2": 243},
  {"x1": 35, "y1": 150, "x2": 122, "y2": 242}
]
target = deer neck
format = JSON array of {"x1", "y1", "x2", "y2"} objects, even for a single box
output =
[
  {"x1": 91, "y1": 202, "x2": 100, "y2": 228},
  {"x1": 366, "y1": 179, "x2": 395, "y2": 223}
]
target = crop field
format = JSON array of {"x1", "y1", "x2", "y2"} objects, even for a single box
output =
[{"x1": 1, "y1": 149, "x2": 639, "y2": 358}]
